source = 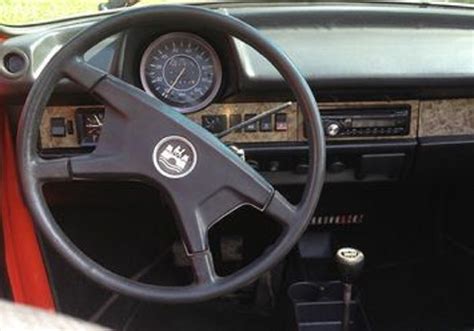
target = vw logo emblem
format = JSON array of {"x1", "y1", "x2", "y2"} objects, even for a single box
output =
[{"x1": 153, "y1": 136, "x2": 197, "y2": 179}]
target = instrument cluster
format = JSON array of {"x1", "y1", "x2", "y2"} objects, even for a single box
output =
[{"x1": 139, "y1": 32, "x2": 222, "y2": 113}]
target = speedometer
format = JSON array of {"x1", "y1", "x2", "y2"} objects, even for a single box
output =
[{"x1": 139, "y1": 32, "x2": 222, "y2": 113}]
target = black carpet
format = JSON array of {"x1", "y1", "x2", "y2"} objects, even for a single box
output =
[
  {"x1": 123, "y1": 300, "x2": 274, "y2": 331},
  {"x1": 362, "y1": 254, "x2": 474, "y2": 331}
]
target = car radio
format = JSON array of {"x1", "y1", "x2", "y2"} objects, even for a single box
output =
[{"x1": 320, "y1": 106, "x2": 411, "y2": 138}]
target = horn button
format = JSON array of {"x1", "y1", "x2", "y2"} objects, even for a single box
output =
[{"x1": 153, "y1": 136, "x2": 197, "y2": 179}]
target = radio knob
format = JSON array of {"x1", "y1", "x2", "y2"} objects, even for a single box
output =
[{"x1": 325, "y1": 122, "x2": 341, "y2": 137}]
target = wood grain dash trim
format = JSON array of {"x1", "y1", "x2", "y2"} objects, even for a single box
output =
[{"x1": 419, "y1": 99, "x2": 474, "y2": 137}]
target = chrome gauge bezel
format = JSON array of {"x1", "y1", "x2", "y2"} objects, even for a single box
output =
[{"x1": 139, "y1": 32, "x2": 223, "y2": 113}]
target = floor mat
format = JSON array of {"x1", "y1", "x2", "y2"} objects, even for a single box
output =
[
  {"x1": 124, "y1": 300, "x2": 274, "y2": 331},
  {"x1": 362, "y1": 256, "x2": 474, "y2": 331}
]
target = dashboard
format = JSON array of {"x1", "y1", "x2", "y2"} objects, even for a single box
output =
[
  {"x1": 41, "y1": 100, "x2": 416, "y2": 149},
  {"x1": 38, "y1": 97, "x2": 473, "y2": 146},
  {"x1": 1, "y1": 3, "x2": 474, "y2": 183}
]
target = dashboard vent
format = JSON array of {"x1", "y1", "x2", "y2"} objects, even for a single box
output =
[{"x1": 0, "y1": 48, "x2": 29, "y2": 78}]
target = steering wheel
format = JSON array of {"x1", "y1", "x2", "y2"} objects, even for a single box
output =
[{"x1": 17, "y1": 5, "x2": 325, "y2": 303}]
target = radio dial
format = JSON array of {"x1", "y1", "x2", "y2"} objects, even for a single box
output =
[{"x1": 325, "y1": 122, "x2": 341, "y2": 137}]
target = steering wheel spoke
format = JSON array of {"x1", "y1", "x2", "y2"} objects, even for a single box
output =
[
  {"x1": 69, "y1": 152, "x2": 129, "y2": 180},
  {"x1": 63, "y1": 56, "x2": 107, "y2": 92},
  {"x1": 171, "y1": 176, "x2": 273, "y2": 250},
  {"x1": 169, "y1": 170, "x2": 275, "y2": 285},
  {"x1": 32, "y1": 157, "x2": 71, "y2": 183},
  {"x1": 189, "y1": 250, "x2": 218, "y2": 285},
  {"x1": 264, "y1": 190, "x2": 298, "y2": 227},
  {"x1": 171, "y1": 204, "x2": 218, "y2": 284},
  {"x1": 63, "y1": 56, "x2": 176, "y2": 121}
]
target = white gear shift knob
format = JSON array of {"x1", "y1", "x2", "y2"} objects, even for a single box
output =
[{"x1": 336, "y1": 247, "x2": 365, "y2": 284}]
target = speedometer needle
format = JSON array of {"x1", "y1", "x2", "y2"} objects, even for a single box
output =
[{"x1": 165, "y1": 67, "x2": 186, "y2": 95}]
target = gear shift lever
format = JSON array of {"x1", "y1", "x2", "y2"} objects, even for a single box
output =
[{"x1": 335, "y1": 247, "x2": 365, "y2": 331}]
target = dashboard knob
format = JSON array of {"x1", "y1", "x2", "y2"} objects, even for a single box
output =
[{"x1": 325, "y1": 122, "x2": 341, "y2": 137}]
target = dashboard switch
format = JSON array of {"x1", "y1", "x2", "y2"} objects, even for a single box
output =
[
  {"x1": 244, "y1": 114, "x2": 257, "y2": 132},
  {"x1": 274, "y1": 113, "x2": 288, "y2": 131},
  {"x1": 260, "y1": 115, "x2": 272, "y2": 132},
  {"x1": 269, "y1": 161, "x2": 280, "y2": 172},
  {"x1": 50, "y1": 117, "x2": 66, "y2": 137}
]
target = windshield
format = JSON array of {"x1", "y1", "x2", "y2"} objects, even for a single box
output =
[{"x1": 1, "y1": 0, "x2": 473, "y2": 26}]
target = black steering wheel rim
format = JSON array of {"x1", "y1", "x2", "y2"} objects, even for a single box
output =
[{"x1": 17, "y1": 5, "x2": 326, "y2": 303}]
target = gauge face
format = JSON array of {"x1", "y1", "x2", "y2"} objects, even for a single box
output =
[
  {"x1": 140, "y1": 33, "x2": 222, "y2": 113},
  {"x1": 76, "y1": 108, "x2": 105, "y2": 146}
]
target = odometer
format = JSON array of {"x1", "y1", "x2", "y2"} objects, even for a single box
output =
[{"x1": 139, "y1": 32, "x2": 222, "y2": 113}]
